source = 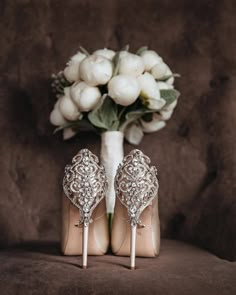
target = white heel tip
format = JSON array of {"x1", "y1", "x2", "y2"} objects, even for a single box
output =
[
  {"x1": 130, "y1": 266, "x2": 135, "y2": 270},
  {"x1": 82, "y1": 265, "x2": 87, "y2": 269}
]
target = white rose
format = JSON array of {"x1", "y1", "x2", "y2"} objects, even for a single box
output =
[
  {"x1": 118, "y1": 52, "x2": 145, "y2": 77},
  {"x1": 93, "y1": 48, "x2": 116, "y2": 60},
  {"x1": 124, "y1": 123, "x2": 144, "y2": 145},
  {"x1": 108, "y1": 74, "x2": 141, "y2": 106},
  {"x1": 63, "y1": 52, "x2": 86, "y2": 82},
  {"x1": 140, "y1": 50, "x2": 163, "y2": 72},
  {"x1": 59, "y1": 89, "x2": 80, "y2": 121},
  {"x1": 141, "y1": 113, "x2": 166, "y2": 133},
  {"x1": 70, "y1": 81, "x2": 101, "y2": 112},
  {"x1": 137, "y1": 73, "x2": 165, "y2": 110},
  {"x1": 79, "y1": 54, "x2": 113, "y2": 86}
]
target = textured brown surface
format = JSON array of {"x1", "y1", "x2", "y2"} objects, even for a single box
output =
[
  {"x1": 0, "y1": 0, "x2": 236, "y2": 264},
  {"x1": 0, "y1": 240, "x2": 235, "y2": 295}
]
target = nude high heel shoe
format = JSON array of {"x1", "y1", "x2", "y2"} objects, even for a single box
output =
[
  {"x1": 112, "y1": 149, "x2": 160, "y2": 270},
  {"x1": 62, "y1": 149, "x2": 109, "y2": 268}
]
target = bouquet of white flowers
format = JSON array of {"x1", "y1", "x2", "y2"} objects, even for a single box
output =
[
  {"x1": 50, "y1": 45, "x2": 180, "y2": 213},
  {"x1": 50, "y1": 46, "x2": 180, "y2": 145}
]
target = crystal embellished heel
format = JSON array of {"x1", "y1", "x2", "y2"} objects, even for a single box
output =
[
  {"x1": 63, "y1": 149, "x2": 108, "y2": 268},
  {"x1": 112, "y1": 149, "x2": 160, "y2": 270}
]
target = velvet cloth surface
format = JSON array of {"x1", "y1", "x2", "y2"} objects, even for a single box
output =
[
  {"x1": 0, "y1": 0, "x2": 236, "y2": 294},
  {"x1": 0, "y1": 240, "x2": 235, "y2": 295}
]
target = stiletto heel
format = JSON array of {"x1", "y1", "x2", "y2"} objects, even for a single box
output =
[
  {"x1": 113, "y1": 149, "x2": 159, "y2": 270},
  {"x1": 63, "y1": 149, "x2": 108, "y2": 268},
  {"x1": 130, "y1": 225, "x2": 137, "y2": 270},
  {"x1": 82, "y1": 224, "x2": 88, "y2": 269}
]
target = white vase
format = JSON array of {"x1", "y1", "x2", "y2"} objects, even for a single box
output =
[{"x1": 100, "y1": 131, "x2": 124, "y2": 214}]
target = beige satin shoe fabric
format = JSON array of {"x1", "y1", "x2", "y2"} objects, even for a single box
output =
[
  {"x1": 61, "y1": 195, "x2": 109, "y2": 255},
  {"x1": 111, "y1": 197, "x2": 160, "y2": 257}
]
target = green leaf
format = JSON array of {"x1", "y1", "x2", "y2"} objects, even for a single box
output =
[
  {"x1": 119, "y1": 107, "x2": 155, "y2": 132},
  {"x1": 88, "y1": 95, "x2": 119, "y2": 131},
  {"x1": 160, "y1": 89, "x2": 180, "y2": 105},
  {"x1": 71, "y1": 119, "x2": 95, "y2": 132},
  {"x1": 136, "y1": 46, "x2": 148, "y2": 55},
  {"x1": 53, "y1": 117, "x2": 95, "y2": 135},
  {"x1": 142, "y1": 112, "x2": 153, "y2": 122}
]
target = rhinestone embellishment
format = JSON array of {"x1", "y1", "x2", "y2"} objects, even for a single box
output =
[
  {"x1": 115, "y1": 149, "x2": 159, "y2": 227},
  {"x1": 63, "y1": 149, "x2": 108, "y2": 227}
]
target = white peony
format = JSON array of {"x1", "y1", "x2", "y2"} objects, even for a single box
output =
[
  {"x1": 63, "y1": 51, "x2": 86, "y2": 82},
  {"x1": 59, "y1": 88, "x2": 81, "y2": 121},
  {"x1": 148, "y1": 97, "x2": 165, "y2": 111},
  {"x1": 159, "y1": 99, "x2": 178, "y2": 120},
  {"x1": 156, "y1": 81, "x2": 173, "y2": 90},
  {"x1": 141, "y1": 113, "x2": 166, "y2": 133},
  {"x1": 118, "y1": 52, "x2": 145, "y2": 77},
  {"x1": 138, "y1": 72, "x2": 161, "y2": 97},
  {"x1": 166, "y1": 66, "x2": 174, "y2": 85},
  {"x1": 108, "y1": 74, "x2": 141, "y2": 106},
  {"x1": 93, "y1": 48, "x2": 116, "y2": 60},
  {"x1": 151, "y1": 61, "x2": 169, "y2": 79},
  {"x1": 49, "y1": 97, "x2": 67, "y2": 126},
  {"x1": 79, "y1": 54, "x2": 113, "y2": 86},
  {"x1": 49, "y1": 107, "x2": 67, "y2": 126},
  {"x1": 151, "y1": 62, "x2": 174, "y2": 85},
  {"x1": 137, "y1": 73, "x2": 166, "y2": 110},
  {"x1": 160, "y1": 109, "x2": 173, "y2": 120},
  {"x1": 163, "y1": 99, "x2": 178, "y2": 111},
  {"x1": 70, "y1": 81, "x2": 101, "y2": 112},
  {"x1": 119, "y1": 50, "x2": 129, "y2": 59},
  {"x1": 140, "y1": 50, "x2": 163, "y2": 72}
]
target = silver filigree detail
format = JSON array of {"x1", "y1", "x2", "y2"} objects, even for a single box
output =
[
  {"x1": 63, "y1": 149, "x2": 108, "y2": 227},
  {"x1": 115, "y1": 149, "x2": 159, "y2": 227}
]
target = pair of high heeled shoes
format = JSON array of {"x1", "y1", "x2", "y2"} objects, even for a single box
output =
[{"x1": 62, "y1": 149, "x2": 160, "y2": 270}]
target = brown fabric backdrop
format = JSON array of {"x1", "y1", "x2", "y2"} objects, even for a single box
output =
[{"x1": 0, "y1": 0, "x2": 235, "y2": 261}]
